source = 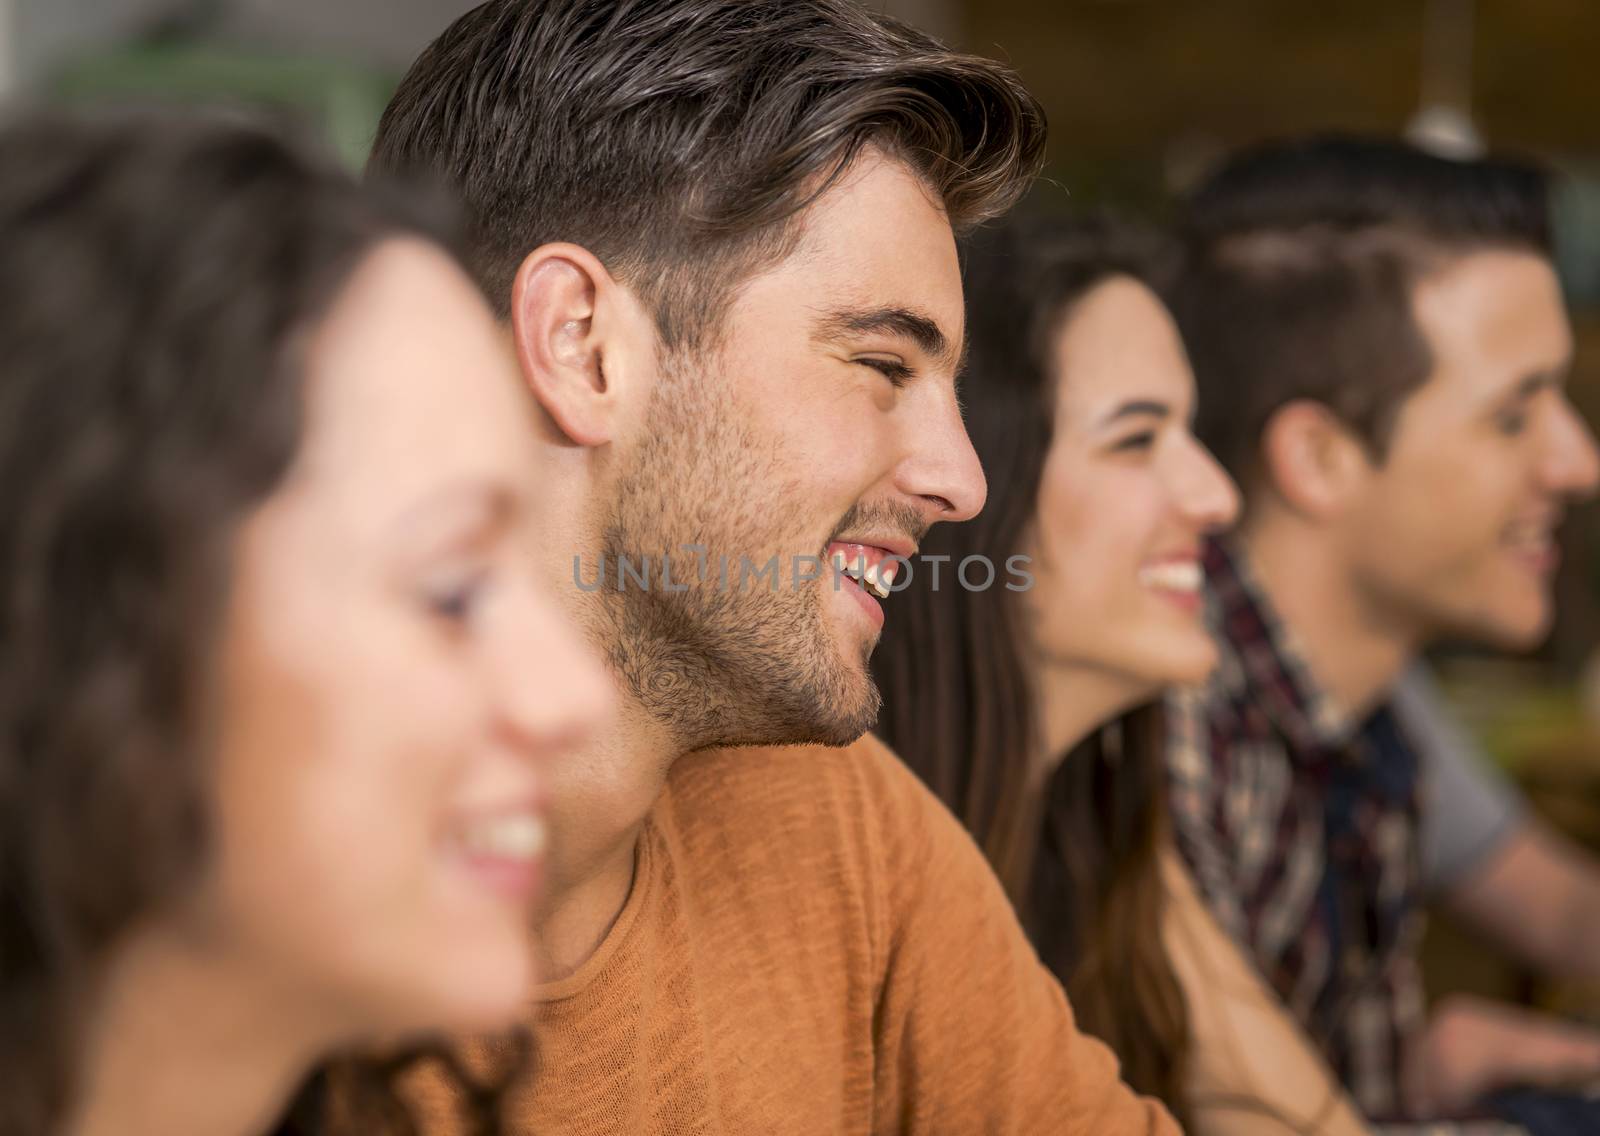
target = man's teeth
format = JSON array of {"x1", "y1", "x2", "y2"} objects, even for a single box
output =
[
  {"x1": 1138, "y1": 561, "x2": 1202, "y2": 593},
  {"x1": 831, "y1": 550, "x2": 895, "y2": 599},
  {"x1": 1504, "y1": 521, "x2": 1553, "y2": 550},
  {"x1": 459, "y1": 814, "x2": 546, "y2": 860}
]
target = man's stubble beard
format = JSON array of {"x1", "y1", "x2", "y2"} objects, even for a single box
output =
[
  {"x1": 593, "y1": 351, "x2": 880, "y2": 752},
  {"x1": 1350, "y1": 521, "x2": 1544, "y2": 656}
]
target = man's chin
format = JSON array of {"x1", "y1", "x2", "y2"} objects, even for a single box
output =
[
  {"x1": 746, "y1": 670, "x2": 881, "y2": 750},
  {"x1": 703, "y1": 707, "x2": 877, "y2": 751},
  {"x1": 799, "y1": 707, "x2": 879, "y2": 749},
  {"x1": 769, "y1": 683, "x2": 880, "y2": 748},
  {"x1": 1491, "y1": 615, "x2": 1552, "y2": 653},
  {"x1": 1451, "y1": 601, "x2": 1551, "y2": 653}
]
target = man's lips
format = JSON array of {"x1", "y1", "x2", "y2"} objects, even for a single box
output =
[
  {"x1": 1502, "y1": 511, "x2": 1563, "y2": 574},
  {"x1": 826, "y1": 539, "x2": 913, "y2": 599},
  {"x1": 829, "y1": 534, "x2": 917, "y2": 561}
]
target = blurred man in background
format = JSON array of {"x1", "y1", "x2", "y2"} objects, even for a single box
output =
[{"x1": 1166, "y1": 135, "x2": 1600, "y2": 1124}]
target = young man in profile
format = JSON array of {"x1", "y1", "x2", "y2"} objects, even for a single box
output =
[
  {"x1": 370, "y1": 1, "x2": 1172, "y2": 1132},
  {"x1": 1165, "y1": 135, "x2": 1600, "y2": 1124}
]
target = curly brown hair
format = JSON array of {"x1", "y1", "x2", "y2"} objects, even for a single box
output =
[{"x1": 0, "y1": 108, "x2": 516, "y2": 1136}]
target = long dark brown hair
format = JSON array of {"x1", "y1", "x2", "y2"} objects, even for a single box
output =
[
  {"x1": 0, "y1": 109, "x2": 517, "y2": 1136},
  {"x1": 871, "y1": 213, "x2": 1192, "y2": 1125}
]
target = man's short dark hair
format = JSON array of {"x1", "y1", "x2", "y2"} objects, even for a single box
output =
[
  {"x1": 368, "y1": 0, "x2": 1046, "y2": 350},
  {"x1": 1168, "y1": 134, "x2": 1554, "y2": 491}
]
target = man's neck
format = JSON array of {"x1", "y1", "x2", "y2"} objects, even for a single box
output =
[
  {"x1": 1241, "y1": 519, "x2": 1420, "y2": 721},
  {"x1": 71, "y1": 928, "x2": 319, "y2": 1136}
]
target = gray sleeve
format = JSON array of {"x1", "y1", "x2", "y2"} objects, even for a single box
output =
[{"x1": 1392, "y1": 663, "x2": 1526, "y2": 896}]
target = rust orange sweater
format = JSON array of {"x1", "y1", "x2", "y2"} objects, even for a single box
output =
[{"x1": 412, "y1": 734, "x2": 1175, "y2": 1134}]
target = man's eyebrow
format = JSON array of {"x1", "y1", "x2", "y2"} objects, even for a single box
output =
[
  {"x1": 1098, "y1": 399, "x2": 1171, "y2": 427},
  {"x1": 814, "y1": 305, "x2": 962, "y2": 372},
  {"x1": 1497, "y1": 368, "x2": 1569, "y2": 407}
]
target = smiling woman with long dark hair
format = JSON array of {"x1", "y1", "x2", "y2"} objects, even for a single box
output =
[
  {"x1": 0, "y1": 110, "x2": 608, "y2": 1136},
  {"x1": 872, "y1": 213, "x2": 1375, "y2": 1134}
]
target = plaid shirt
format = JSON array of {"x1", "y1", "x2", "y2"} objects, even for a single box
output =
[{"x1": 1166, "y1": 538, "x2": 1427, "y2": 1121}]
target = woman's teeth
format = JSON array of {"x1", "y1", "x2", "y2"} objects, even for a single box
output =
[
  {"x1": 1138, "y1": 561, "x2": 1203, "y2": 593},
  {"x1": 458, "y1": 814, "x2": 547, "y2": 861},
  {"x1": 831, "y1": 551, "x2": 897, "y2": 599}
]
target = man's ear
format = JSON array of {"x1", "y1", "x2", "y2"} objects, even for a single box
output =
[
  {"x1": 1260, "y1": 399, "x2": 1372, "y2": 519},
  {"x1": 509, "y1": 242, "x2": 627, "y2": 448}
]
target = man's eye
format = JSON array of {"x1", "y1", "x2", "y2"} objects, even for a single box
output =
[
  {"x1": 858, "y1": 358, "x2": 912, "y2": 389},
  {"x1": 1496, "y1": 411, "x2": 1529, "y2": 437},
  {"x1": 1111, "y1": 431, "x2": 1157, "y2": 453}
]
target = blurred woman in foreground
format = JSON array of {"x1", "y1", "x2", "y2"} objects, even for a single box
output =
[
  {"x1": 0, "y1": 111, "x2": 609, "y2": 1136},
  {"x1": 873, "y1": 214, "x2": 1372, "y2": 1134}
]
